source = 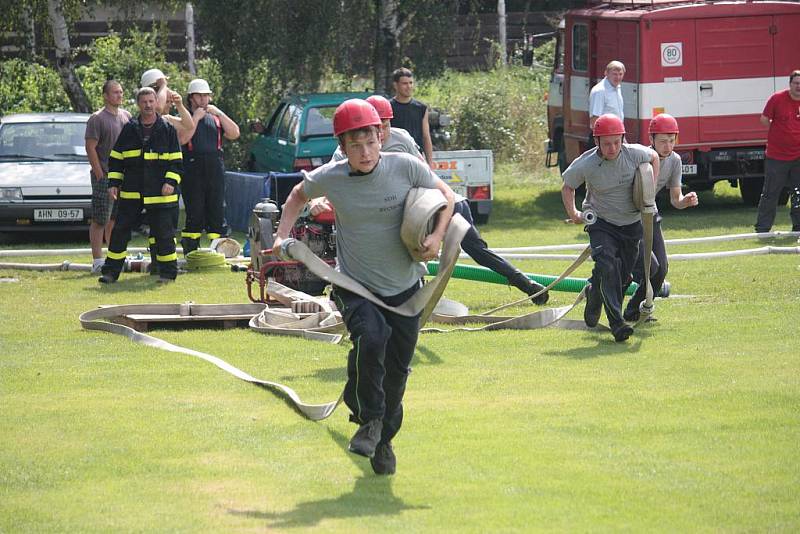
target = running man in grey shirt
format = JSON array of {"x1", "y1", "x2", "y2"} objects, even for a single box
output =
[
  {"x1": 273, "y1": 99, "x2": 454, "y2": 475},
  {"x1": 624, "y1": 114, "x2": 698, "y2": 321},
  {"x1": 562, "y1": 114, "x2": 659, "y2": 342}
]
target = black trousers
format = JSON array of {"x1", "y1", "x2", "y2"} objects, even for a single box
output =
[
  {"x1": 455, "y1": 199, "x2": 520, "y2": 281},
  {"x1": 102, "y1": 198, "x2": 178, "y2": 280},
  {"x1": 626, "y1": 216, "x2": 667, "y2": 314},
  {"x1": 181, "y1": 152, "x2": 225, "y2": 253},
  {"x1": 586, "y1": 218, "x2": 642, "y2": 328},
  {"x1": 754, "y1": 157, "x2": 800, "y2": 232},
  {"x1": 332, "y1": 281, "x2": 422, "y2": 446}
]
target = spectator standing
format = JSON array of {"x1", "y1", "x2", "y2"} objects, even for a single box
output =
[
  {"x1": 754, "y1": 70, "x2": 800, "y2": 233},
  {"x1": 85, "y1": 80, "x2": 131, "y2": 273},
  {"x1": 179, "y1": 78, "x2": 240, "y2": 255},
  {"x1": 389, "y1": 68, "x2": 434, "y2": 165},
  {"x1": 589, "y1": 61, "x2": 626, "y2": 129},
  {"x1": 98, "y1": 87, "x2": 183, "y2": 285}
]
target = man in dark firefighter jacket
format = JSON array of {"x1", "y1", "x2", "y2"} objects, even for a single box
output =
[
  {"x1": 98, "y1": 86, "x2": 183, "y2": 284},
  {"x1": 180, "y1": 78, "x2": 240, "y2": 255}
]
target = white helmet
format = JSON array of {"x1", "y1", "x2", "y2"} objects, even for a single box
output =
[
  {"x1": 187, "y1": 78, "x2": 212, "y2": 95},
  {"x1": 141, "y1": 68, "x2": 167, "y2": 88}
]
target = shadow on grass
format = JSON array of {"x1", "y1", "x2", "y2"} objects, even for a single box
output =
[
  {"x1": 228, "y1": 428, "x2": 429, "y2": 528},
  {"x1": 413, "y1": 343, "x2": 444, "y2": 366},
  {"x1": 542, "y1": 321, "x2": 662, "y2": 359},
  {"x1": 281, "y1": 365, "x2": 346, "y2": 384},
  {"x1": 80, "y1": 272, "x2": 163, "y2": 293}
]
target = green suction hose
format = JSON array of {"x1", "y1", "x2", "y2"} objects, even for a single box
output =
[{"x1": 426, "y1": 261, "x2": 638, "y2": 296}]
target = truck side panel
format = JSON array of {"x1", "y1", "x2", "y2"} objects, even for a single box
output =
[
  {"x1": 695, "y1": 15, "x2": 773, "y2": 143},
  {"x1": 774, "y1": 14, "x2": 800, "y2": 88}
]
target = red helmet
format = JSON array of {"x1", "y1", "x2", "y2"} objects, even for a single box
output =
[
  {"x1": 333, "y1": 99, "x2": 381, "y2": 137},
  {"x1": 649, "y1": 113, "x2": 679, "y2": 135},
  {"x1": 593, "y1": 114, "x2": 625, "y2": 137},
  {"x1": 366, "y1": 95, "x2": 394, "y2": 120}
]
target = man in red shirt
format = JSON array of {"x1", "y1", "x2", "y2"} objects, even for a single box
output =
[{"x1": 755, "y1": 70, "x2": 800, "y2": 233}]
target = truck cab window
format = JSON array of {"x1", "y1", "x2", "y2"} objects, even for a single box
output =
[{"x1": 572, "y1": 23, "x2": 588, "y2": 72}]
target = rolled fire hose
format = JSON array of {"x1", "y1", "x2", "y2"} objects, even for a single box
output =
[
  {"x1": 185, "y1": 250, "x2": 227, "y2": 270},
  {"x1": 80, "y1": 188, "x2": 472, "y2": 421},
  {"x1": 209, "y1": 238, "x2": 242, "y2": 258}
]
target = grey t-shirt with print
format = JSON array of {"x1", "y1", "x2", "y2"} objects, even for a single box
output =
[
  {"x1": 563, "y1": 143, "x2": 654, "y2": 226},
  {"x1": 304, "y1": 152, "x2": 438, "y2": 296},
  {"x1": 656, "y1": 151, "x2": 682, "y2": 194}
]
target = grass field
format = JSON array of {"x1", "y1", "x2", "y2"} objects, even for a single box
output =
[{"x1": 2, "y1": 167, "x2": 799, "y2": 532}]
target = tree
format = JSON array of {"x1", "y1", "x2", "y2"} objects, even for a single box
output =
[
  {"x1": 47, "y1": 0, "x2": 90, "y2": 112},
  {"x1": 374, "y1": 0, "x2": 405, "y2": 95}
]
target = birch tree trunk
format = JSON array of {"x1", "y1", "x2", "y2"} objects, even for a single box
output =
[
  {"x1": 47, "y1": 0, "x2": 91, "y2": 112},
  {"x1": 22, "y1": 3, "x2": 36, "y2": 59},
  {"x1": 498, "y1": 0, "x2": 507, "y2": 67},
  {"x1": 186, "y1": 2, "x2": 196, "y2": 75},
  {"x1": 374, "y1": 0, "x2": 400, "y2": 95}
]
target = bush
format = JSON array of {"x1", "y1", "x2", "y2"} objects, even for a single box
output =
[
  {"x1": 0, "y1": 59, "x2": 71, "y2": 115},
  {"x1": 415, "y1": 40, "x2": 554, "y2": 171}
]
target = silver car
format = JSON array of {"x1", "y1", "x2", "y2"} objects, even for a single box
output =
[{"x1": 0, "y1": 112, "x2": 92, "y2": 232}]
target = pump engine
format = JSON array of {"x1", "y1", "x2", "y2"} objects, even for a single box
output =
[{"x1": 246, "y1": 199, "x2": 336, "y2": 303}]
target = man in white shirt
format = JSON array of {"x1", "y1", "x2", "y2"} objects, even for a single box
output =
[{"x1": 589, "y1": 61, "x2": 625, "y2": 129}]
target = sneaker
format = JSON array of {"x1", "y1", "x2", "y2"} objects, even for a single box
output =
[
  {"x1": 510, "y1": 272, "x2": 549, "y2": 305},
  {"x1": 348, "y1": 419, "x2": 383, "y2": 458},
  {"x1": 612, "y1": 323, "x2": 634, "y2": 342},
  {"x1": 156, "y1": 277, "x2": 175, "y2": 284},
  {"x1": 91, "y1": 260, "x2": 104, "y2": 274},
  {"x1": 527, "y1": 280, "x2": 549, "y2": 305},
  {"x1": 370, "y1": 442, "x2": 396, "y2": 475},
  {"x1": 97, "y1": 274, "x2": 116, "y2": 284},
  {"x1": 583, "y1": 283, "x2": 602, "y2": 327}
]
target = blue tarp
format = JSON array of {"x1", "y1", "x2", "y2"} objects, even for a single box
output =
[
  {"x1": 224, "y1": 171, "x2": 305, "y2": 232},
  {"x1": 224, "y1": 171, "x2": 270, "y2": 232}
]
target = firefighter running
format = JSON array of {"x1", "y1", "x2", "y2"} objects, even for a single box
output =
[
  {"x1": 623, "y1": 114, "x2": 698, "y2": 322},
  {"x1": 180, "y1": 78, "x2": 240, "y2": 255},
  {"x1": 98, "y1": 87, "x2": 183, "y2": 284},
  {"x1": 561, "y1": 114, "x2": 660, "y2": 342},
  {"x1": 273, "y1": 99, "x2": 455, "y2": 475}
]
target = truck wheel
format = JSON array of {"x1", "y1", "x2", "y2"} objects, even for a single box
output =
[{"x1": 739, "y1": 178, "x2": 764, "y2": 207}]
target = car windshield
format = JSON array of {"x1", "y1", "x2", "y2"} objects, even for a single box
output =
[
  {"x1": 303, "y1": 106, "x2": 337, "y2": 138},
  {"x1": 0, "y1": 122, "x2": 88, "y2": 160}
]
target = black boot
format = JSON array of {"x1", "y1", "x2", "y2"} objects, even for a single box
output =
[
  {"x1": 180, "y1": 237, "x2": 198, "y2": 258},
  {"x1": 584, "y1": 283, "x2": 602, "y2": 327},
  {"x1": 508, "y1": 271, "x2": 549, "y2": 305},
  {"x1": 149, "y1": 244, "x2": 159, "y2": 276}
]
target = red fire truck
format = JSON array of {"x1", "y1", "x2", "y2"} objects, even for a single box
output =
[{"x1": 545, "y1": 0, "x2": 800, "y2": 205}]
